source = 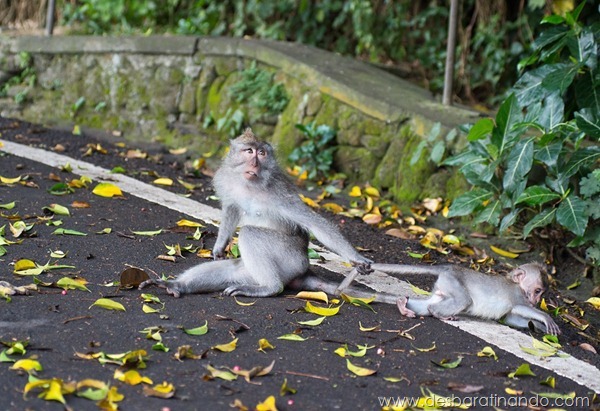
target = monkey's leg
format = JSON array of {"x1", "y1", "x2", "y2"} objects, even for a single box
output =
[
  {"x1": 223, "y1": 227, "x2": 309, "y2": 297},
  {"x1": 401, "y1": 293, "x2": 445, "y2": 317},
  {"x1": 139, "y1": 259, "x2": 247, "y2": 297}
]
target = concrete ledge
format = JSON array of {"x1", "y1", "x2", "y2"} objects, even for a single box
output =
[{"x1": 11, "y1": 35, "x2": 198, "y2": 55}]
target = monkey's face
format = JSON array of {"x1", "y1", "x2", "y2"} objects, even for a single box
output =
[
  {"x1": 521, "y1": 276, "x2": 545, "y2": 305},
  {"x1": 239, "y1": 144, "x2": 269, "y2": 181}
]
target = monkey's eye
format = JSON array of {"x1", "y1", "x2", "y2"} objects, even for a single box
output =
[
  {"x1": 535, "y1": 288, "x2": 543, "y2": 295},
  {"x1": 258, "y1": 149, "x2": 266, "y2": 156}
]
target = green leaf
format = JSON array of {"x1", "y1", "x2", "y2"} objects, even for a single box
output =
[
  {"x1": 541, "y1": 63, "x2": 579, "y2": 94},
  {"x1": 563, "y1": 147, "x2": 600, "y2": 178},
  {"x1": 556, "y1": 195, "x2": 588, "y2": 237},
  {"x1": 447, "y1": 189, "x2": 494, "y2": 217},
  {"x1": 467, "y1": 118, "x2": 494, "y2": 141},
  {"x1": 183, "y1": 321, "x2": 209, "y2": 336},
  {"x1": 56, "y1": 277, "x2": 90, "y2": 292},
  {"x1": 432, "y1": 356, "x2": 463, "y2": 369},
  {"x1": 503, "y1": 138, "x2": 533, "y2": 192},
  {"x1": 52, "y1": 228, "x2": 87, "y2": 236},
  {"x1": 574, "y1": 109, "x2": 600, "y2": 139},
  {"x1": 491, "y1": 94, "x2": 522, "y2": 157},
  {"x1": 512, "y1": 65, "x2": 555, "y2": 107},
  {"x1": 534, "y1": 141, "x2": 562, "y2": 168},
  {"x1": 516, "y1": 185, "x2": 561, "y2": 206},
  {"x1": 499, "y1": 209, "x2": 521, "y2": 233},
  {"x1": 537, "y1": 92, "x2": 564, "y2": 132},
  {"x1": 277, "y1": 334, "x2": 308, "y2": 342},
  {"x1": 508, "y1": 363, "x2": 536, "y2": 378},
  {"x1": 523, "y1": 208, "x2": 556, "y2": 238},
  {"x1": 473, "y1": 200, "x2": 501, "y2": 227},
  {"x1": 43, "y1": 204, "x2": 70, "y2": 216},
  {"x1": 0, "y1": 201, "x2": 16, "y2": 210}
]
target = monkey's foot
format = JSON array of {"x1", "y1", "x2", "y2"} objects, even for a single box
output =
[
  {"x1": 396, "y1": 297, "x2": 416, "y2": 318},
  {"x1": 223, "y1": 285, "x2": 278, "y2": 297},
  {"x1": 353, "y1": 260, "x2": 373, "y2": 276},
  {"x1": 138, "y1": 279, "x2": 181, "y2": 298}
]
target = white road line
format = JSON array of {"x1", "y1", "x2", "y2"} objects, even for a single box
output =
[{"x1": 2, "y1": 139, "x2": 599, "y2": 393}]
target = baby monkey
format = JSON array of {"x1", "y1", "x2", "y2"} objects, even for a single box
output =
[
  {"x1": 370, "y1": 262, "x2": 561, "y2": 335},
  {"x1": 139, "y1": 128, "x2": 371, "y2": 298}
]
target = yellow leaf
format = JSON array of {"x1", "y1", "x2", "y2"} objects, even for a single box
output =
[
  {"x1": 142, "y1": 304, "x2": 159, "y2": 313},
  {"x1": 142, "y1": 382, "x2": 175, "y2": 398},
  {"x1": 258, "y1": 338, "x2": 275, "y2": 352},
  {"x1": 234, "y1": 297, "x2": 256, "y2": 306},
  {"x1": 294, "y1": 291, "x2": 329, "y2": 304},
  {"x1": 341, "y1": 293, "x2": 375, "y2": 305},
  {"x1": 585, "y1": 297, "x2": 600, "y2": 310},
  {"x1": 256, "y1": 395, "x2": 278, "y2": 411},
  {"x1": 349, "y1": 185, "x2": 362, "y2": 197},
  {"x1": 304, "y1": 301, "x2": 340, "y2": 317},
  {"x1": 277, "y1": 333, "x2": 308, "y2": 342},
  {"x1": 363, "y1": 186, "x2": 380, "y2": 198},
  {"x1": 442, "y1": 234, "x2": 461, "y2": 245},
  {"x1": 106, "y1": 385, "x2": 125, "y2": 402},
  {"x1": 14, "y1": 259, "x2": 37, "y2": 271},
  {"x1": 11, "y1": 358, "x2": 43, "y2": 372},
  {"x1": 322, "y1": 202, "x2": 344, "y2": 214},
  {"x1": 153, "y1": 177, "x2": 173, "y2": 186},
  {"x1": 346, "y1": 359, "x2": 376, "y2": 376},
  {"x1": 0, "y1": 175, "x2": 22, "y2": 184},
  {"x1": 358, "y1": 321, "x2": 380, "y2": 332},
  {"x1": 212, "y1": 338, "x2": 238, "y2": 352},
  {"x1": 477, "y1": 346, "x2": 498, "y2": 360},
  {"x1": 92, "y1": 183, "x2": 123, "y2": 198},
  {"x1": 176, "y1": 219, "x2": 203, "y2": 227},
  {"x1": 299, "y1": 194, "x2": 319, "y2": 208},
  {"x1": 490, "y1": 245, "x2": 519, "y2": 259},
  {"x1": 197, "y1": 249, "x2": 212, "y2": 258},
  {"x1": 114, "y1": 369, "x2": 153, "y2": 385},
  {"x1": 505, "y1": 387, "x2": 523, "y2": 395},
  {"x1": 90, "y1": 298, "x2": 126, "y2": 311},
  {"x1": 362, "y1": 213, "x2": 382, "y2": 225}
]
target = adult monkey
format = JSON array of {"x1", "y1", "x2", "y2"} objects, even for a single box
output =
[{"x1": 140, "y1": 128, "x2": 372, "y2": 297}]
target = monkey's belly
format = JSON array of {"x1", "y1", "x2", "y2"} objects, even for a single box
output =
[{"x1": 468, "y1": 297, "x2": 512, "y2": 319}]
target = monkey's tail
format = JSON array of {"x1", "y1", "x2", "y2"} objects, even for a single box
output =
[{"x1": 372, "y1": 263, "x2": 442, "y2": 277}]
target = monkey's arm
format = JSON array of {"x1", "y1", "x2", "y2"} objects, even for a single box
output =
[
  {"x1": 505, "y1": 305, "x2": 561, "y2": 335},
  {"x1": 213, "y1": 204, "x2": 241, "y2": 259},
  {"x1": 287, "y1": 207, "x2": 372, "y2": 266}
]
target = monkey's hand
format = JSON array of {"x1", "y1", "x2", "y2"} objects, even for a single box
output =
[
  {"x1": 544, "y1": 317, "x2": 561, "y2": 336},
  {"x1": 352, "y1": 258, "x2": 373, "y2": 276},
  {"x1": 138, "y1": 279, "x2": 181, "y2": 298}
]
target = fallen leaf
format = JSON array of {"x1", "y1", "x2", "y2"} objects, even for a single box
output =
[
  {"x1": 297, "y1": 316, "x2": 326, "y2": 326},
  {"x1": 277, "y1": 334, "x2": 308, "y2": 342},
  {"x1": 346, "y1": 359, "x2": 376, "y2": 376},
  {"x1": 153, "y1": 177, "x2": 173, "y2": 186},
  {"x1": 142, "y1": 382, "x2": 175, "y2": 398},
  {"x1": 585, "y1": 297, "x2": 600, "y2": 310},
  {"x1": 89, "y1": 298, "x2": 126, "y2": 311},
  {"x1": 349, "y1": 186, "x2": 362, "y2": 197},
  {"x1": 490, "y1": 245, "x2": 519, "y2": 259},
  {"x1": 508, "y1": 363, "x2": 536, "y2": 378},
  {"x1": 204, "y1": 364, "x2": 238, "y2": 381},
  {"x1": 258, "y1": 338, "x2": 275, "y2": 352},
  {"x1": 256, "y1": 395, "x2": 278, "y2": 411},
  {"x1": 280, "y1": 378, "x2": 297, "y2": 396},
  {"x1": 120, "y1": 267, "x2": 150, "y2": 287},
  {"x1": 176, "y1": 219, "x2": 203, "y2": 228},
  {"x1": 92, "y1": 183, "x2": 123, "y2": 198},
  {"x1": 114, "y1": 369, "x2": 153, "y2": 385},
  {"x1": 183, "y1": 321, "x2": 209, "y2": 336},
  {"x1": 234, "y1": 297, "x2": 256, "y2": 306},
  {"x1": 212, "y1": 338, "x2": 238, "y2": 352},
  {"x1": 11, "y1": 358, "x2": 43, "y2": 373},
  {"x1": 431, "y1": 356, "x2": 463, "y2": 369},
  {"x1": 477, "y1": 346, "x2": 498, "y2": 360},
  {"x1": 304, "y1": 301, "x2": 340, "y2": 317},
  {"x1": 293, "y1": 291, "x2": 328, "y2": 304},
  {"x1": 43, "y1": 204, "x2": 70, "y2": 216}
]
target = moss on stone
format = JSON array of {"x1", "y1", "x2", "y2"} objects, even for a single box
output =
[{"x1": 334, "y1": 146, "x2": 378, "y2": 182}]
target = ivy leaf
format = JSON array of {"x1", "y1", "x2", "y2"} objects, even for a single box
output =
[{"x1": 556, "y1": 195, "x2": 588, "y2": 236}]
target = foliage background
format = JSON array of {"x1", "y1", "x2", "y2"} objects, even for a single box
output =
[{"x1": 1, "y1": 0, "x2": 593, "y2": 108}]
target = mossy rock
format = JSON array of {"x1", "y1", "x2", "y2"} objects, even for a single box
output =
[{"x1": 334, "y1": 146, "x2": 378, "y2": 182}]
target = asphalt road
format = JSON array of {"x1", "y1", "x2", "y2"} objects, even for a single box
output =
[{"x1": 0, "y1": 117, "x2": 598, "y2": 410}]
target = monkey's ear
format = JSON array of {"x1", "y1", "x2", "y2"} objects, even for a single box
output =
[{"x1": 510, "y1": 268, "x2": 525, "y2": 283}]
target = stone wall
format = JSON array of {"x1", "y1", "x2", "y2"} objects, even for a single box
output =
[{"x1": 0, "y1": 35, "x2": 476, "y2": 204}]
